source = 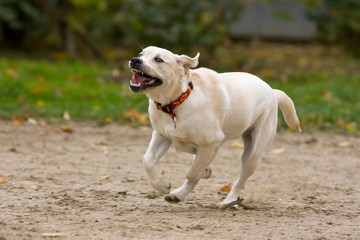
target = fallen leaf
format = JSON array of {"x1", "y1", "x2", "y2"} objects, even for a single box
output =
[
  {"x1": 41, "y1": 233, "x2": 64, "y2": 237},
  {"x1": 28, "y1": 118, "x2": 38, "y2": 125},
  {"x1": 124, "y1": 109, "x2": 148, "y2": 125},
  {"x1": 230, "y1": 141, "x2": 244, "y2": 148},
  {"x1": 102, "y1": 146, "x2": 109, "y2": 155},
  {"x1": 41, "y1": 131, "x2": 55, "y2": 136},
  {"x1": 36, "y1": 100, "x2": 45, "y2": 107},
  {"x1": 30, "y1": 85, "x2": 46, "y2": 95},
  {"x1": 320, "y1": 90, "x2": 332, "y2": 100},
  {"x1": 101, "y1": 175, "x2": 111, "y2": 180},
  {"x1": 60, "y1": 124, "x2": 73, "y2": 133},
  {"x1": 345, "y1": 124, "x2": 356, "y2": 132},
  {"x1": 272, "y1": 148, "x2": 286, "y2": 155},
  {"x1": 111, "y1": 69, "x2": 121, "y2": 78},
  {"x1": 298, "y1": 56, "x2": 309, "y2": 68},
  {"x1": 12, "y1": 119, "x2": 21, "y2": 125},
  {"x1": 221, "y1": 183, "x2": 232, "y2": 192},
  {"x1": 337, "y1": 141, "x2": 350, "y2": 148},
  {"x1": 0, "y1": 178, "x2": 8, "y2": 184},
  {"x1": 63, "y1": 111, "x2": 71, "y2": 121},
  {"x1": 105, "y1": 117, "x2": 112, "y2": 123},
  {"x1": 5, "y1": 69, "x2": 18, "y2": 78},
  {"x1": 337, "y1": 119, "x2": 345, "y2": 127}
]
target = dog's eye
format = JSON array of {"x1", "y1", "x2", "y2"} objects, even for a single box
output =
[
  {"x1": 154, "y1": 57, "x2": 164, "y2": 63},
  {"x1": 138, "y1": 53, "x2": 143, "y2": 57}
]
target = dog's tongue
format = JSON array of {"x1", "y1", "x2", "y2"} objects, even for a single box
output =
[{"x1": 132, "y1": 73, "x2": 149, "y2": 84}]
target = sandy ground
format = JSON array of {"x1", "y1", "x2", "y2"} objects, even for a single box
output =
[{"x1": 0, "y1": 121, "x2": 359, "y2": 240}]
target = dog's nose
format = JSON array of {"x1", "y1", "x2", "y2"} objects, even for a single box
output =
[{"x1": 130, "y1": 57, "x2": 143, "y2": 68}]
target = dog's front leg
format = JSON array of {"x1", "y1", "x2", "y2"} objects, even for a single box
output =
[
  {"x1": 143, "y1": 131, "x2": 172, "y2": 194},
  {"x1": 165, "y1": 145, "x2": 218, "y2": 202}
]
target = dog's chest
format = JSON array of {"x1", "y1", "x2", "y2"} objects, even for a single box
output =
[
  {"x1": 172, "y1": 139, "x2": 197, "y2": 154},
  {"x1": 153, "y1": 119, "x2": 198, "y2": 154},
  {"x1": 164, "y1": 128, "x2": 198, "y2": 154}
]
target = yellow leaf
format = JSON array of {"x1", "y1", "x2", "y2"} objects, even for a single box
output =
[
  {"x1": 12, "y1": 119, "x2": 21, "y2": 125},
  {"x1": 5, "y1": 69, "x2": 18, "y2": 78},
  {"x1": 60, "y1": 124, "x2": 73, "y2": 133},
  {"x1": 345, "y1": 124, "x2": 356, "y2": 132},
  {"x1": 231, "y1": 141, "x2": 244, "y2": 148},
  {"x1": 36, "y1": 100, "x2": 45, "y2": 107},
  {"x1": 225, "y1": 140, "x2": 244, "y2": 148},
  {"x1": 221, "y1": 183, "x2": 232, "y2": 192},
  {"x1": 124, "y1": 109, "x2": 149, "y2": 125},
  {"x1": 272, "y1": 148, "x2": 286, "y2": 155},
  {"x1": 0, "y1": 178, "x2": 8, "y2": 184},
  {"x1": 105, "y1": 117, "x2": 112, "y2": 123}
]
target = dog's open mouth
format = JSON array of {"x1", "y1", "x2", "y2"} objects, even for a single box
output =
[{"x1": 130, "y1": 69, "x2": 163, "y2": 92}]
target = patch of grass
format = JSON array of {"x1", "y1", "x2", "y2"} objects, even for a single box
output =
[
  {"x1": 0, "y1": 58, "x2": 148, "y2": 123},
  {"x1": 1, "y1": 43, "x2": 359, "y2": 134},
  {"x1": 270, "y1": 75, "x2": 359, "y2": 135}
]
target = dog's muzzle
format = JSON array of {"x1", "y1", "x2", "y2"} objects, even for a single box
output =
[
  {"x1": 130, "y1": 57, "x2": 143, "y2": 69},
  {"x1": 129, "y1": 58, "x2": 163, "y2": 93}
]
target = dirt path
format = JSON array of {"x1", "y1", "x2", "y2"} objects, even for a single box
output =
[{"x1": 0, "y1": 122, "x2": 359, "y2": 240}]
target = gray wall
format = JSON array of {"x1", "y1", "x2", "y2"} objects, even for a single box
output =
[{"x1": 230, "y1": 1, "x2": 317, "y2": 40}]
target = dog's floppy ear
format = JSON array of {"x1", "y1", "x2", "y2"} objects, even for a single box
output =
[{"x1": 177, "y1": 52, "x2": 200, "y2": 69}]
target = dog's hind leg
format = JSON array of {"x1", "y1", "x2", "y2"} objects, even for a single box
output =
[
  {"x1": 143, "y1": 131, "x2": 172, "y2": 194},
  {"x1": 219, "y1": 111, "x2": 277, "y2": 209},
  {"x1": 165, "y1": 146, "x2": 219, "y2": 202}
]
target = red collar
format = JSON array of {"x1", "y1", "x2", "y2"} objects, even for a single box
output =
[{"x1": 154, "y1": 81, "x2": 193, "y2": 127}]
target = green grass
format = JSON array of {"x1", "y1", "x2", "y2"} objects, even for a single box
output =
[
  {"x1": 270, "y1": 75, "x2": 359, "y2": 134},
  {"x1": 0, "y1": 58, "x2": 148, "y2": 123},
  {"x1": 1, "y1": 43, "x2": 359, "y2": 134}
]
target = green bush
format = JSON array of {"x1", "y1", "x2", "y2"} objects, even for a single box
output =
[
  {"x1": 0, "y1": 0, "x2": 242, "y2": 53},
  {"x1": 307, "y1": 0, "x2": 360, "y2": 56}
]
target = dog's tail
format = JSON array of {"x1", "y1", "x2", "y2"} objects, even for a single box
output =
[{"x1": 274, "y1": 89, "x2": 302, "y2": 132}]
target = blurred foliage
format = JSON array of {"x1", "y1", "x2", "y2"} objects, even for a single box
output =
[
  {"x1": 307, "y1": 0, "x2": 360, "y2": 56},
  {"x1": 0, "y1": 0, "x2": 242, "y2": 53},
  {"x1": 0, "y1": 0, "x2": 42, "y2": 30},
  {"x1": 1, "y1": 0, "x2": 360, "y2": 57}
]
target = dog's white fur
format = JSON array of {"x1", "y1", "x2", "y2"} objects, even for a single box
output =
[{"x1": 129, "y1": 46, "x2": 301, "y2": 208}]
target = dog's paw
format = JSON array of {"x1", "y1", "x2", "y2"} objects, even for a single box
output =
[
  {"x1": 164, "y1": 194, "x2": 181, "y2": 203},
  {"x1": 150, "y1": 177, "x2": 171, "y2": 194}
]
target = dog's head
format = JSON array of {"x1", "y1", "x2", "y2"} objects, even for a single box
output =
[{"x1": 129, "y1": 46, "x2": 199, "y2": 94}]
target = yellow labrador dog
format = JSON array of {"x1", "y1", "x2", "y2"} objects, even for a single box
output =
[{"x1": 129, "y1": 46, "x2": 301, "y2": 208}]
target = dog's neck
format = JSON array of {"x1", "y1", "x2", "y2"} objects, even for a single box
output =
[{"x1": 146, "y1": 77, "x2": 190, "y2": 106}]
